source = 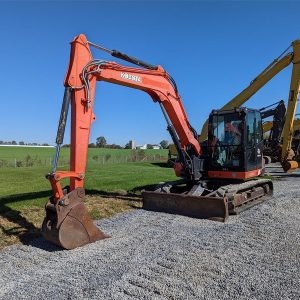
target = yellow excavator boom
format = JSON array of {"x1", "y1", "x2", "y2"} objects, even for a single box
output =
[
  {"x1": 281, "y1": 41, "x2": 300, "y2": 162},
  {"x1": 199, "y1": 42, "x2": 300, "y2": 142},
  {"x1": 199, "y1": 49, "x2": 293, "y2": 142}
]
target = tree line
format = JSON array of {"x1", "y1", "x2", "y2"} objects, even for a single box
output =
[
  {"x1": 62, "y1": 136, "x2": 170, "y2": 149},
  {"x1": 0, "y1": 141, "x2": 49, "y2": 146},
  {"x1": 1, "y1": 137, "x2": 169, "y2": 149}
]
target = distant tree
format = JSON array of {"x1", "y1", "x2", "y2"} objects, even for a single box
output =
[
  {"x1": 19, "y1": 141, "x2": 25, "y2": 145},
  {"x1": 0, "y1": 141, "x2": 3, "y2": 144},
  {"x1": 88, "y1": 143, "x2": 96, "y2": 148},
  {"x1": 147, "y1": 144, "x2": 154, "y2": 149},
  {"x1": 124, "y1": 141, "x2": 131, "y2": 149},
  {"x1": 62, "y1": 144, "x2": 70, "y2": 148},
  {"x1": 96, "y1": 136, "x2": 107, "y2": 148},
  {"x1": 12, "y1": 141, "x2": 17, "y2": 145},
  {"x1": 42, "y1": 143, "x2": 49, "y2": 146},
  {"x1": 107, "y1": 144, "x2": 122, "y2": 149},
  {"x1": 160, "y1": 140, "x2": 169, "y2": 149}
]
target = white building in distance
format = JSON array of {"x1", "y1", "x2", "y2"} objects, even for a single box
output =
[{"x1": 136, "y1": 144, "x2": 161, "y2": 150}]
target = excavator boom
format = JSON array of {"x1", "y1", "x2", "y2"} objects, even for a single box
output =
[
  {"x1": 44, "y1": 34, "x2": 207, "y2": 249},
  {"x1": 281, "y1": 41, "x2": 300, "y2": 171}
]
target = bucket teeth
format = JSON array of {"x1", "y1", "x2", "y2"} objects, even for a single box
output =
[{"x1": 42, "y1": 188, "x2": 108, "y2": 250}]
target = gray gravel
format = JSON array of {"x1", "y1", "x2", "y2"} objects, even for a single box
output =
[{"x1": 0, "y1": 163, "x2": 299, "y2": 300}]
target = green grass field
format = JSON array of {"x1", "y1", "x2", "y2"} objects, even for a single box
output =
[
  {"x1": 0, "y1": 146, "x2": 176, "y2": 248},
  {"x1": 0, "y1": 146, "x2": 168, "y2": 168},
  {"x1": 0, "y1": 146, "x2": 167, "y2": 160}
]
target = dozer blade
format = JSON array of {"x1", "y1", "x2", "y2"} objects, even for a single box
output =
[
  {"x1": 42, "y1": 188, "x2": 108, "y2": 249},
  {"x1": 142, "y1": 191, "x2": 229, "y2": 222}
]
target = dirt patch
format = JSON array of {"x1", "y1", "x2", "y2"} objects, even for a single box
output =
[
  {"x1": 85, "y1": 194, "x2": 142, "y2": 220},
  {"x1": 0, "y1": 194, "x2": 142, "y2": 249},
  {"x1": 0, "y1": 207, "x2": 42, "y2": 249}
]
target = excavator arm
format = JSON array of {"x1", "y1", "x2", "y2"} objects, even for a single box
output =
[
  {"x1": 49, "y1": 34, "x2": 201, "y2": 201},
  {"x1": 260, "y1": 100, "x2": 286, "y2": 147},
  {"x1": 43, "y1": 34, "x2": 206, "y2": 249}
]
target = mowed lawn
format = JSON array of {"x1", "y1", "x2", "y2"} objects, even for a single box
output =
[
  {"x1": 0, "y1": 146, "x2": 168, "y2": 162},
  {"x1": 0, "y1": 147, "x2": 176, "y2": 248}
]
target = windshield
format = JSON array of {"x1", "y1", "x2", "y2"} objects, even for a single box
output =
[
  {"x1": 209, "y1": 112, "x2": 244, "y2": 169},
  {"x1": 211, "y1": 114, "x2": 243, "y2": 146}
]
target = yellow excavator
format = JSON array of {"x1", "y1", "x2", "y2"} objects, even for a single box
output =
[
  {"x1": 199, "y1": 40, "x2": 300, "y2": 172},
  {"x1": 263, "y1": 116, "x2": 300, "y2": 161}
]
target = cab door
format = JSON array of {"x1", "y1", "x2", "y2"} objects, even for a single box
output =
[
  {"x1": 255, "y1": 111, "x2": 264, "y2": 170},
  {"x1": 245, "y1": 111, "x2": 263, "y2": 171}
]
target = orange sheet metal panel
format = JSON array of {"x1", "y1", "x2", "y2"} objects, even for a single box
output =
[{"x1": 208, "y1": 169, "x2": 262, "y2": 180}]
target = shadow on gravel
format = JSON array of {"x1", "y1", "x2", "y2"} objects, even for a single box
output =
[
  {"x1": 265, "y1": 165, "x2": 282, "y2": 168},
  {"x1": 26, "y1": 237, "x2": 63, "y2": 252},
  {"x1": 267, "y1": 171, "x2": 300, "y2": 177}
]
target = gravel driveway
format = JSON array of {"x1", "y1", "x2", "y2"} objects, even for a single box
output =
[{"x1": 0, "y1": 164, "x2": 299, "y2": 299}]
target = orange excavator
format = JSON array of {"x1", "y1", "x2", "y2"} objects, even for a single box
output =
[{"x1": 42, "y1": 34, "x2": 273, "y2": 249}]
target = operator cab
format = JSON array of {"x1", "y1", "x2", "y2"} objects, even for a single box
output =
[{"x1": 207, "y1": 107, "x2": 264, "y2": 180}]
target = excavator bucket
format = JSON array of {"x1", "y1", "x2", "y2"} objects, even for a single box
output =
[
  {"x1": 42, "y1": 188, "x2": 107, "y2": 249},
  {"x1": 281, "y1": 148, "x2": 299, "y2": 172},
  {"x1": 281, "y1": 160, "x2": 298, "y2": 172},
  {"x1": 142, "y1": 191, "x2": 229, "y2": 222}
]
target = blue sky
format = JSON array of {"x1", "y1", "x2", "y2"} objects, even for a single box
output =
[{"x1": 1, "y1": 1, "x2": 300, "y2": 146}]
